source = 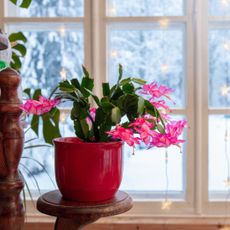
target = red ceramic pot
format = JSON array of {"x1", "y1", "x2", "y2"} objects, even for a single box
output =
[{"x1": 53, "y1": 137, "x2": 123, "y2": 202}]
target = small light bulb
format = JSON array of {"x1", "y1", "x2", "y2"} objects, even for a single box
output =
[
  {"x1": 161, "y1": 64, "x2": 170, "y2": 73},
  {"x1": 159, "y1": 19, "x2": 170, "y2": 28},
  {"x1": 224, "y1": 177, "x2": 230, "y2": 187},
  {"x1": 161, "y1": 200, "x2": 172, "y2": 210},
  {"x1": 60, "y1": 112, "x2": 66, "y2": 123},
  {"x1": 59, "y1": 26, "x2": 66, "y2": 37},
  {"x1": 60, "y1": 68, "x2": 67, "y2": 81},
  {"x1": 108, "y1": 6, "x2": 117, "y2": 16},
  {"x1": 220, "y1": 0, "x2": 229, "y2": 6},
  {"x1": 223, "y1": 41, "x2": 230, "y2": 51},
  {"x1": 111, "y1": 50, "x2": 118, "y2": 58},
  {"x1": 220, "y1": 84, "x2": 230, "y2": 96}
]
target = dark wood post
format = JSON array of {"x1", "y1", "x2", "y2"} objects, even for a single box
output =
[{"x1": 0, "y1": 68, "x2": 24, "y2": 230}]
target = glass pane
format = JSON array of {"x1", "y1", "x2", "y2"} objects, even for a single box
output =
[
  {"x1": 108, "y1": 23, "x2": 186, "y2": 108},
  {"x1": 22, "y1": 114, "x2": 74, "y2": 191},
  {"x1": 209, "y1": 0, "x2": 230, "y2": 16},
  {"x1": 107, "y1": 0, "x2": 184, "y2": 16},
  {"x1": 120, "y1": 115, "x2": 186, "y2": 193},
  {"x1": 6, "y1": 0, "x2": 84, "y2": 17},
  {"x1": 209, "y1": 115, "x2": 230, "y2": 197},
  {"x1": 209, "y1": 29, "x2": 230, "y2": 107},
  {"x1": 8, "y1": 24, "x2": 84, "y2": 97}
]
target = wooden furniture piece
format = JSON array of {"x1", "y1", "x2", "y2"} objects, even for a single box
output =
[
  {"x1": 37, "y1": 190, "x2": 133, "y2": 230},
  {"x1": 0, "y1": 68, "x2": 24, "y2": 230}
]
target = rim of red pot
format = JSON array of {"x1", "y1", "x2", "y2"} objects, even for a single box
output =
[{"x1": 53, "y1": 137, "x2": 123, "y2": 145}]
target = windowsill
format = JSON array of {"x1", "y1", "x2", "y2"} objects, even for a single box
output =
[{"x1": 26, "y1": 200, "x2": 230, "y2": 226}]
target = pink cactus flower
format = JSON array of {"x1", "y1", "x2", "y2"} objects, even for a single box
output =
[
  {"x1": 151, "y1": 100, "x2": 171, "y2": 114},
  {"x1": 129, "y1": 118, "x2": 154, "y2": 144},
  {"x1": 150, "y1": 120, "x2": 187, "y2": 148},
  {"x1": 107, "y1": 125, "x2": 140, "y2": 147},
  {"x1": 141, "y1": 82, "x2": 174, "y2": 100},
  {"x1": 20, "y1": 96, "x2": 59, "y2": 115}
]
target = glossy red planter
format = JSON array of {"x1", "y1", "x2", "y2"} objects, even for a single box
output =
[{"x1": 53, "y1": 137, "x2": 123, "y2": 202}]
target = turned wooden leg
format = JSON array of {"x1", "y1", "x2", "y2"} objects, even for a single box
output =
[{"x1": 55, "y1": 216, "x2": 99, "y2": 230}]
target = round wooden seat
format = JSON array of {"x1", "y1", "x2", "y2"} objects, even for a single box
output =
[{"x1": 37, "y1": 190, "x2": 133, "y2": 230}]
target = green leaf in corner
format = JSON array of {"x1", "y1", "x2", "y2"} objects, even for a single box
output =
[
  {"x1": 23, "y1": 88, "x2": 31, "y2": 98},
  {"x1": 31, "y1": 115, "x2": 39, "y2": 136},
  {"x1": 19, "y1": 0, "x2": 32, "y2": 8},
  {"x1": 10, "y1": 52, "x2": 22, "y2": 71},
  {"x1": 80, "y1": 119, "x2": 89, "y2": 139},
  {"x1": 12, "y1": 44, "x2": 27, "y2": 57},
  {"x1": 9, "y1": 32, "x2": 27, "y2": 43},
  {"x1": 33, "y1": 89, "x2": 42, "y2": 100},
  {"x1": 131, "y1": 78, "x2": 146, "y2": 85},
  {"x1": 102, "y1": 83, "x2": 110, "y2": 97},
  {"x1": 118, "y1": 64, "x2": 123, "y2": 81},
  {"x1": 156, "y1": 124, "x2": 165, "y2": 134},
  {"x1": 82, "y1": 65, "x2": 90, "y2": 78}
]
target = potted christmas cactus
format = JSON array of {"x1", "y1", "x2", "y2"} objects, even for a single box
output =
[{"x1": 21, "y1": 65, "x2": 186, "y2": 202}]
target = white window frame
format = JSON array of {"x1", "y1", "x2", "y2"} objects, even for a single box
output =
[{"x1": 2, "y1": 0, "x2": 230, "y2": 222}]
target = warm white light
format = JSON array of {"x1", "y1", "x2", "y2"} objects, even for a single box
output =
[
  {"x1": 220, "y1": 0, "x2": 229, "y2": 6},
  {"x1": 59, "y1": 26, "x2": 66, "y2": 37},
  {"x1": 159, "y1": 19, "x2": 170, "y2": 28},
  {"x1": 60, "y1": 112, "x2": 66, "y2": 123},
  {"x1": 111, "y1": 50, "x2": 118, "y2": 58},
  {"x1": 224, "y1": 177, "x2": 230, "y2": 187},
  {"x1": 223, "y1": 41, "x2": 230, "y2": 51},
  {"x1": 220, "y1": 84, "x2": 230, "y2": 96},
  {"x1": 108, "y1": 6, "x2": 117, "y2": 16},
  {"x1": 161, "y1": 200, "x2": 172, "y2": 210},
  {"x1": 60, "y1": 68, "x2": 67, "y2": 81},
  {"x1": 161, "y1": 64, "x2": 170, "y2": 73}
]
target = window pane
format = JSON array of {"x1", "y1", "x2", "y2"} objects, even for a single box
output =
[
  {"x1": 209, "y1": 0, "x2": 230, "y2": 16},
  {"x1": 6, "y1": 0, "x2": 84, "y2": 17},
  {"x1": 107, "y1": 0, "x2": 184, "y2": 16},
  {"x1": 209, "y1": 29, "x2": 230, "y2": 107},
  {"x1": 108, "y1": 23, "x2": 186, "y2": 108},
  {"x1": 22, "y1": 115, "x2": 74, "y2": 191},
  {"x1": 120, "y1": 115, "x2": 186, "y2": 194},
  {"x1": 8, "y1": 24, "x2": 84, "y2": 97},
  {"x1": 209, "y1": 115, "x2": 230, "y2": 198}
]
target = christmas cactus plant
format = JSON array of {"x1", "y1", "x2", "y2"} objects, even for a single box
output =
[{"x1": 21, "y1": 65, "x2": 187, "y2": 149}]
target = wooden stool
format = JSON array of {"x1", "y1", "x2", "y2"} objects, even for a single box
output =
[{"x1": 37, "y1": 190, "x2": 133, "y2": 230}]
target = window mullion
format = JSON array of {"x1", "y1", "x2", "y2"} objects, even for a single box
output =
[{"x1": 195, "y1": 0, "x2": 209, "y2": 214}]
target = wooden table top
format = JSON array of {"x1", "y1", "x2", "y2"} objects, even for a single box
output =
[{"x1": 37, "y1": 190, "x2": 133, "y2": 219}]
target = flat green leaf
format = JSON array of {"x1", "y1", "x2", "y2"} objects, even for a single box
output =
[
  {"x1": 102, "y1": 83, "x2": 110, "y2": 97},
  {"x1": 10, "y1": 0, "x2": 17, "y2": 4},
  {"x1": 131, "y1": 78, "x2": 146, "y2": 85},
  {"x1": 111, "y1": 107, "x2": 121, "y2": 124},
  {"x1": 23, "y1": 88, "x2": 31, "y2": 98},
  {"x1": 42, "y1": 112, "x2": 61, "y2": 145},
  {"x1": 10, "y1": 52, "x2": 21, "y2": 71},
  {"x1": 122, "y1": 83, "x2": 135, "y2": 94},
  {"x1": 71, "y1": 78, "x2": 81, "y2": 89},
  {"x1": 20, "y1": 0, "x2": 32, "y2": 8},
  {"x1": 156, "y1": 124, "x2": 165, "y2": 134},
  {"x1": 118, "y1": 64, "x2": 123, "y2": 81},
  {"x1": 84, "y1": 88, "x2": 101, "y2": 106},
  {"x1": 80, "y1": 119, "x2": 89, "y2": 139},
  {"x1": 81, "y1": 77, "x2": 94, "y2": 97},
  {"x1": 59, "y1": 80, "x2": 75, "y2": 92},
  {"x1": 33, "y1": 89, "x2": 42, "y2": 100},
  {"x1": 137, "y1": 96, "x2": 145, "y2": 114},
  {"x1": 9, "y1": 32, "x2": 27, "y2": 43},
  {"x1": 119, "y1": 78, "x2": 131, "y2": 86},
  {"x1": 31, "y1": 115, "x2": 39, "y2": 136},
  {"x1": 13, "y1": 43, "x2": 27, "y2": 57},
  {"x1": 74, "y1": 119, "x2": 85, "y2": 140},
  {"x1": 82, "y1": 65, "x2": 90, "y2": 78}
]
